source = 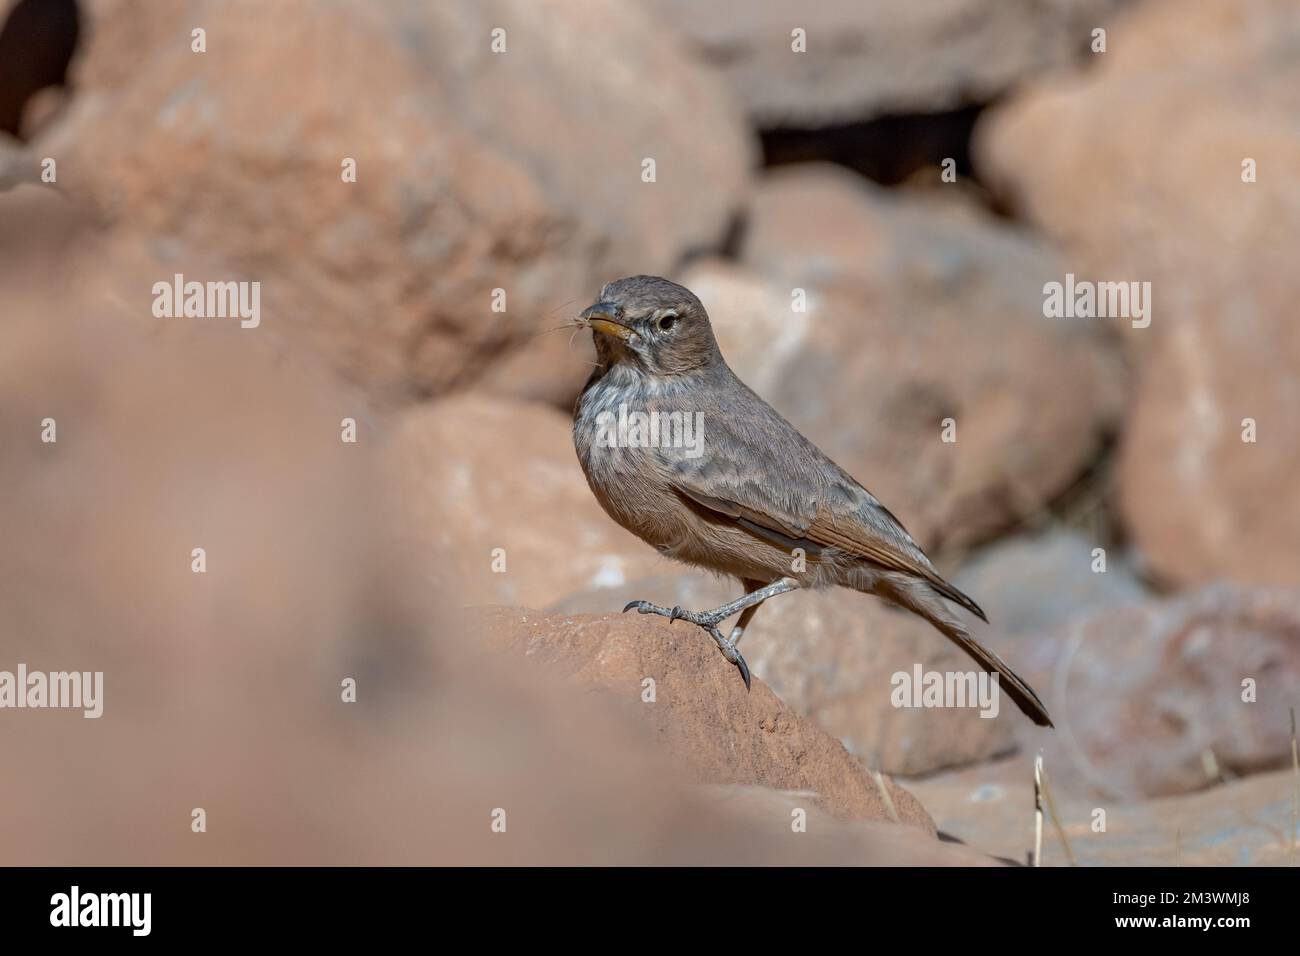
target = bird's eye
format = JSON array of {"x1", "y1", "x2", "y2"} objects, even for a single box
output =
[{"x1": 657, "y1": 314, "x2": 677, "y2": 331}]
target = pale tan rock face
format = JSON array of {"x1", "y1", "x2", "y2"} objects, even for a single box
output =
[{"x1": 976, "y1": 0, "x2": 1300, "y2": 587}]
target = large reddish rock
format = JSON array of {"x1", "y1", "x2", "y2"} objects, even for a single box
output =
[
  {"x1": 637, "y1": 0, "x2": 1127, "y2": 127},
  {"x1": 975, "y1": 0, "x2": 1300, "y2": 588},
  {"x1": 45, "y1": 0, "x2": 753, "y2": 406},
  {"x1": 476, "y1": 606, "x2": 936, "y2": 828},
  {"x1": 1004, "y1": 584, "x2": 1300, "y2": 800},
  {"x1": 735, "y1": 165, "x2": 1124, "y2": 550},
  {"x1": 384, "y1": 394, "x2": 664, "y2": 609},
  {"x1": 553, "y1": 572, "x2": 1019, "y2": 776}
]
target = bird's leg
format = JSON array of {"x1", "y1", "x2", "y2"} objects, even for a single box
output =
[
  {"x1": 728, "y1": 578, "x2": 768, "y2": 646},
  {"x1": 622, "y1": 577, "x2": 800, "y2": 689},
  {"x1": 622, "y1": 576, "x2": 798, "y2": 629}
]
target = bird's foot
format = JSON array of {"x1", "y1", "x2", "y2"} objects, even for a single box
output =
[
  {"x1": 621, "y1": 600, "x2": 725, "y2": 628},
  {"x1": 622, "y1": 600, "x2": 751, "y2": 690}
]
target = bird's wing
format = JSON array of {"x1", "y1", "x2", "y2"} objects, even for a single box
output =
[
  {"x1": 673, "y1": 475, "x2": 985, "y2": 621},
  {"x1": 663, "y1": 396, "x2": 986, "y2": 620},
  {"x1": 673, "y1": 472, "x2": 915, "y2": 574}
]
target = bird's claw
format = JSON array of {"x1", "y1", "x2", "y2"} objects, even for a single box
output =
[
  {"x1": 623, "y1": 599, "x2": 678, "y2": 618},
  {"x1": 709, "y1": 627, "x2": 751, "y2": 690},
  {"x1": 622, "y1": 600, "x2": 752, "y2": 690}
]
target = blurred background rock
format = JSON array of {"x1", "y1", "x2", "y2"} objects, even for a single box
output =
[{"x1": 1, "y1": 0, "x2": 1296, "y2": 865}]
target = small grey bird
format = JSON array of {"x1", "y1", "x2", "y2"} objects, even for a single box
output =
[{"x1": 572, "y1": 275, "x2": 1052, "y2": 727}]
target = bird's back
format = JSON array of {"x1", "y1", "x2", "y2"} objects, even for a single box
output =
[{"x1": 662, "y1": 362, "x2": 939, "y2": 576}]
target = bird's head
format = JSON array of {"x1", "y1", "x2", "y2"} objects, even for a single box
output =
[{"x1": 579, "y1": 275, "x2": 722, "y2": 376}]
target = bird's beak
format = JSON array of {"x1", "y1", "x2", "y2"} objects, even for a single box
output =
[{"x1": 580, "y1": 303, "x2": 635, "y2": 341}]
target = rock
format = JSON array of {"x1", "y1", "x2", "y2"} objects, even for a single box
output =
[
  {"x1": 975, "y1": 0, "x2": 1300, "y2": 587},
  {"x1": 476, "y1": 606, "x2": 937, "y2": 828},
  {"x1": 637, "y1": 0, "x2": 1127, "y2": 127},
  {"x1": 699, "y1": 784, "x2": 1001, "y2": 865},
  {"x1": 385, "y1": 394, "x2": 664, "y2": 609},
  {"x1": 737, "y1": 165, "x2": 1124, "y2": 550},
  {"x1": 976, "y1": 0, "x2": 1300, "y2": 265},
  {"x1": 952, "y1": 529, "x2": 1147, "y2": 640},
  {"x1": 1118, "y1": 316, "x2": 1300, "y2": 588},
  {"x1": 909, "y1": 754, "x2": 1300, "y2": 867},
  {"x1": 45, "y1": 0, "x2": 753, "y2": 406},
  {"x1": 1009, "y1": 584, "x2": 1300, "y2": 801},
  {"x1": 906, "y1": 754, "x2": 1071, "y2": 866},
  {"x1": 552, "y1": 571, "x2": 1019, "y2": 776}
]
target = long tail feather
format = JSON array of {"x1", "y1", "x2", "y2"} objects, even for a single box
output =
[{"x1": 878, "y1": 573, "x2": 1053, "y2": 727}]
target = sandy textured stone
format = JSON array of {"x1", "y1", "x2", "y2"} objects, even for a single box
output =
[
  {"x1": 477, "y1": 606, "x2": 937, "y2": 828},
  {"x1": 976, "y1": 0, "x2": 1300, "y2": 587}
]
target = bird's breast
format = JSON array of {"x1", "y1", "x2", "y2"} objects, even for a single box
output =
[{"x1": 573, "y1": 375, "x2": 693, "y2": 550}]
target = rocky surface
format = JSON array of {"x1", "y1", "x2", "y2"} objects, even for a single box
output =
[
  {"x1": 976, "y1": 0, "x2": 1300, "y2": 588},
  {"x1": 1116, "y1": 315, "x2": 1300, "y2": 590},
  {"x1": 698, "y1": 784, "x2": 999, "y2": 865},
  {"x1": 553, "y1": 572, "x2": 1019, "y2": 776},
  {"x1": 910, "y1": 754, "x2": 1299, "y2": 867},
  {"x1": 477, "y1": 606, "x2": 937, "y2": 828},
  {"x1": 638, "y1": 0, "x2": 1128, "y2": 127},
  {"x1": 1005, "y1": 584, "x2": 1300, "y2": 801}
]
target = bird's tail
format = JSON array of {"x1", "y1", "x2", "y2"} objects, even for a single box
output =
[{"x1": 877, "y1": 572, "x2": 1054, "y2": 727}]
